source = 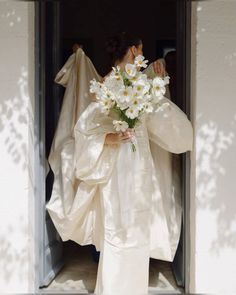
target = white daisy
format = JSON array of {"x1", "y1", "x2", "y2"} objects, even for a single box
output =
[
  {"x1": 118, "y1": 86, "x2": 133, "y2": 103},
  {"x1": 163, "y1": 75, "x2": 170, "y2": 85},
  {"x1": 152, "y1": 76, "x2": 166, "y2": 98},
  {"x1": 103, "y1": 76, "x2": 124, "y2": 94},
  {"x1": 89, "y1": 79, "x2": 102, "y2": 98},
  {"x1": 125, "y1": 106, "x2": 139, "y2": 119},
  {"x1": 125, "y1": 63, "x2": 137, "y2": 77},
  {"x1": 129, "y1": 92, "x2": 144, "y2": 110},
  {"x1": 113, "y1": 120, "x2": 129, "y2": 132},
  {"x1": 133, "y1": 83, "x2": 144, "y2": 95},
  {"x1": 100, "y1": 98, "x2": 114, "y2": 115},
  {"x1": 143, "y1": 102, "x2": 154, "y2": 113},
  {"x1": 133, "y1": 80, "x2": 150, "y2": 95},
  {"x1": 134, "y1": 55, "x2": 149, "y2": 68}
]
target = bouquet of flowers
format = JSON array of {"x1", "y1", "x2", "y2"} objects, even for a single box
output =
[{"x1": 89, "y1": 55, "x2": 170, "y2": 152}]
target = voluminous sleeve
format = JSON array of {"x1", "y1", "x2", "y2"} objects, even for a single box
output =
[
  {"x1": 146, "y1": 97, "x2": 193, "y2": 154},
  {"x1": 73, "y1": 102, "x2": 119, "y2": 184}
]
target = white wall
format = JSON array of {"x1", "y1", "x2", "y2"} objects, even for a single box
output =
[
  {"x1": 0, "y1": 1, "x2": 35, "y2": 293},
  {"x1": 190, "y1": 1, "x2": 236, "y2": 293}
]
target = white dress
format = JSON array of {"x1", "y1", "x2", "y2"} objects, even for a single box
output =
[{"x1": 46, "y1": 48, "x2": 193, "y2": 295}]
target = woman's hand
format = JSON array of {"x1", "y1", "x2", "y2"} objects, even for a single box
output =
[
  {"x1": 105, "y1": 128, "x2": 135, "y2": 145},
  {"x1": 153, "y1": 59, "x2": 167, "y2": 78}
]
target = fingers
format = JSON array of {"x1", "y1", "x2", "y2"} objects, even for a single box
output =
[
  {"x1": 153, "y1": 61, "x2": 159, "y2": 74},
  {"x1": 122, "y1": 138, "x2": 132, "y2": 143},
  {"x1": 126, "y1": 128, "x2": 135, "y2": 133},
  {"x1": 121, "y1": 131, "x2": 134, "y2": 138},
  {"x1": 116, "y1": 128, "x2": 135, "y2": 144},
  {"x1": 123, "y1": 128, "x2": 135, "y2": 136},
  {"x1": 156, "y1": 63, "x2": 163, "y2": 74},
  {"x1": 119, "y1": 133, "x2": 134, "y2": 142},
  {"x1": 153, "y1": 60, "x2": 165, "y2": 77},
  {"x1": 122, "y1": 132, "x2": 134, "y2": 138},
  {"x1": 105, "y1": 132, "x2": 135, "y2": 145},
  {"x1": 118, "y1": 133, "x2": 131, "y2": 141}
]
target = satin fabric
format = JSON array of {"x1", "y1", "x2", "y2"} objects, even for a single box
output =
[{"x1": 45, "y1": 48, "x2": 193, "y2": 295}]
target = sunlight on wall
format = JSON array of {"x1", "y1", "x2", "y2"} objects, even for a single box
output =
[
  {"x1": 0, "y1": 66, "x2": 29, "y2": 169},
  {"x1": 1, "y1": 7, "x2": 22, "y2": 26},
  {"x1": 0, "y1": 1, "x2": 35, "y2": 293},
  {"x1": 191, "y1": 1, "x2": 236, "y2": 293}
]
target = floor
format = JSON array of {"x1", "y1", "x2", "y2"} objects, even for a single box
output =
[{"x1": 42, "y1": 242, "x2": 184, "y2": 294}]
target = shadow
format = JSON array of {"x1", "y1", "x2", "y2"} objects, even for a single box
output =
[
  {"x1": 196, "y1": 118, "x2": 236, "y2": 253},
  {"x1": 44, "y1": 243, "x2": 98, "y2": 293},
  {"x1": 192, "y1": 2, "x2": 236, "y2": 257},
  {"x1": 149, "y1": 258, "x2": 184, "y2": 293},
  {"x1": 0, "y1": 64, "x2": 29, "y2": 170},
  {"x1": 0, "y1": 2, "x2": 40, "y2": 292}
]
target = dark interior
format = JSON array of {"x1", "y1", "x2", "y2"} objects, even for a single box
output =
[{"x1": 60, "y1": 0, "x2": 177, "y2": 76}]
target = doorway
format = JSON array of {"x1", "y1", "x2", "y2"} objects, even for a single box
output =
[{"x1": 34, "y1": 0, "x2": 192, "y2": 293}]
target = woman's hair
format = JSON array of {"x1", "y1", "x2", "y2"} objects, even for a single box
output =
[{"x1": 105, "y1": 31, "x2": 142, "y2": 66}]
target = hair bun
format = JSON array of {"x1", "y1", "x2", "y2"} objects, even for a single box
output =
[
  {"x1": 105, "y1": 36, "x2": 120, "y2": 54},
  {"x1": 105, "y1": 32, "x2": 142, "y2": 66}
]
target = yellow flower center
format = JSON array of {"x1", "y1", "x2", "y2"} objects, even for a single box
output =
[{"x1": 115, "y1": 74, "x2": 121, "y2": 80}]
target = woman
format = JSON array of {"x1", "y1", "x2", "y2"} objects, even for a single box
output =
[
  {"x1": 46, "y1": 32, "x2": 193, "y2": 295},
  {"x1": 99, "y1": 33, "x2": 166, "y2": 146}
]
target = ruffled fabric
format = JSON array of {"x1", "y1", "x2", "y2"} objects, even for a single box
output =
[{"x1": 146, "y1": 96, "x2": 193, "y2": 154}]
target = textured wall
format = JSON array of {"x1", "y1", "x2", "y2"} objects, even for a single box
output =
[
  {"x1": 190, "y1": 1, "x2": 236, "y2": 293},
  {"x1": 0, "y1": 1, "x2": 35, "y2": 292}
]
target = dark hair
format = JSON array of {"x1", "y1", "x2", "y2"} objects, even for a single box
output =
[{"x1": 105, "y1": 32, "x2": 142, "y2": 66}]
